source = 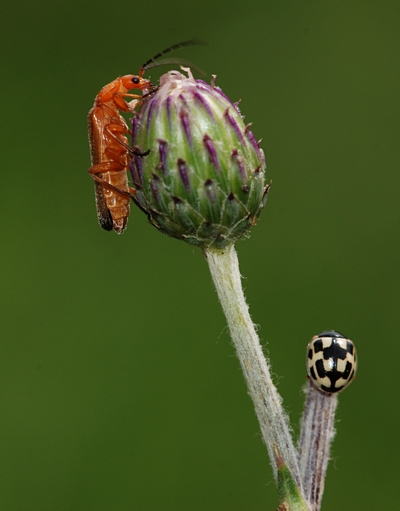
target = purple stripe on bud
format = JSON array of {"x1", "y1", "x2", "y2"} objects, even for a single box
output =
[
  {"x1": 203, "y1": 134, "x2": 220, "y2": 172},
  {"x1": 204, "y1": 178, "x2": 216, "y2": 203},
  {"x1": 231, "y1": 149, "x2": 247, "y2": 181},
  {"x1": 212, "y1": 85, "x2": 233, "y2": 106},
  {"x1": 129, "y1": 155, "x2": 143, "y2": 185},
  {"x1": 195, "y1": 82, "x2": 221, "y2": 108},
  {"x1": 193, "y1": 91, "x2": 215, "y2": 120},
  {"x1": 150, "y1": 173, "x2": 161, "y2": 204},
  {"x1": 145, "y1": 98, "x2": 157, "y2": 137},
  {"x1": 180, "y1": 109, "x2": 192, "y2": 147},
  {"x1": 245, "y1": 124, "x2": 262, "y2": 157},
  {"x1": 157, "y1": 139, "x2": 168, "y2": 175},
  {"x1": 228, "y1": 192, "x2": 235, "y2": 201},
  {"x1": 128, "y1": 159, "x2": 138, "y2": 185},
  {"x1": 224, "y1": 108, "x2": 245, "y2": 144},
  {"x1": 177, "y1": 158, "x2": 191, "y2": 192},
  {"x1": 178, "y1": 93, "x2": 189, "y2": 109},
  {"x1": 131, "y1": 116, "x2": 139, "y2": 142},
  {"x1": 196, "y1": 83, "x2": 232, "y2": 111},
  {"x1": 196, "y1": 80, "x2": 219, "y2": 99},
  {"x1": 166, "y1": 96, "x2": 172, "y2": 129},
  {"x1": 195, "y1": 80, "x2": 212, "y2": 91}
]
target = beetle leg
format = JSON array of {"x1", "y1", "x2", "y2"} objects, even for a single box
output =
[
  {"x1": 104, "y1": 124, "x2": 150, "y2": 157},
  {"x1": 90, "y1": 173, "x2": 135, "y2": 198},
  {"x1": 130, "y1": 146, "x2": 150, "y2": 157},
  {"x1": 113, "y1": 93, "x2": 142, "y2": 111}
]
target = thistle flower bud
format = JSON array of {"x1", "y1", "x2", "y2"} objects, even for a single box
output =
[{"x1": 130, "y1": 69, "x2": 269, "y2": 249}]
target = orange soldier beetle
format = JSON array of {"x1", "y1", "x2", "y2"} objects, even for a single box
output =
[
  {"x1": 88, "y1": 74, "x2": 152, "y2": 233},
  {"x1": 88, "y1": 39, "x2": 204, "y2": 234}
]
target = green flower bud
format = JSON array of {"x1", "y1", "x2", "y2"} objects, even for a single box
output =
[{"x1": 130, "y1": 69, "x2": 270, "y2": 249}]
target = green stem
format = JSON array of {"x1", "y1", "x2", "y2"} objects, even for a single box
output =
[{"x1": 205, "y1": 245, "x2": 304, "y2": 498}]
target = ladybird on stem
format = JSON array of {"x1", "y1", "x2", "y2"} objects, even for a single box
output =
[{"x1": 306, "y1": 330, "x2": 357, "y2": 394}]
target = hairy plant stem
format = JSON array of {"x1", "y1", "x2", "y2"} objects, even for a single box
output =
[
  {"x1": 298, "y1": 381, "x2": 338, "y2": 511},
  {"x1": 205, "y1": 245, "x2": 303, "y2": 495}
]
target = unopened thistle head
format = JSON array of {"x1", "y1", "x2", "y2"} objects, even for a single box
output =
[{"x1": 130, "y1": 68, "x2": 270, "y2": 250}]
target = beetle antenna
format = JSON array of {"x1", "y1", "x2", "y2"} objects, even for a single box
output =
[
  {"x1": 144, "y1": 57, "x2": 206, "y2": 76},
  {"x1": 141, "y1": 38, "x2": 206, "y2": 74}
]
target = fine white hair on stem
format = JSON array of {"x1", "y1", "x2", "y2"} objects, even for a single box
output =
[
  {"x1": 298, "y1": 381, "x2": 338, "y2": 511},
  {"x1": 205, "y1": 245, "x2": 303, "y2": 492}
]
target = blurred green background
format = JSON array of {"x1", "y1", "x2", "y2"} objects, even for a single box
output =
[{"x1": 1, "y1": 0, "x2": 399, "y2": 509}]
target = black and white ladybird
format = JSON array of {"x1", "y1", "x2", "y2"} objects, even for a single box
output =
[{"x1": 306, "y1": 330, "x2": 357, "y2": 394}]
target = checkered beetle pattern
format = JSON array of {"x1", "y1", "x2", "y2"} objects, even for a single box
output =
[{"x1": 306, "y1": 331, "x2": 357, "y2": 393}]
